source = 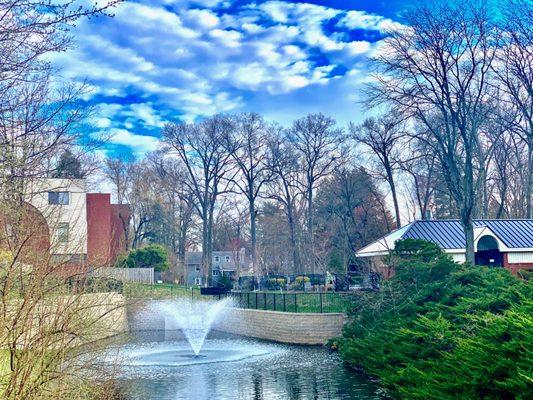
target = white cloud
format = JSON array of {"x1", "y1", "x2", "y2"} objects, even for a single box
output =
[
  {"x1": 53, "y1": 0, "x2": 404, "y2": 153},
  {"x1": 338, "y1": 10, "x2": 405, "y2": 33},
  {"x1": 184, "y1": 8, "x2": 220, "y2": 29},
  {"x1": 108, "y1": 129, "x2": 161, "y2": 153}
]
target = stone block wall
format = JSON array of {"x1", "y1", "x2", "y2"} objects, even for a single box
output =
[{"x1": 213, "y1": 307, "x2": 345, "y2": 345}]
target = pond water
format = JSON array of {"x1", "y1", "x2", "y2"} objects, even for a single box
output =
[{"x1": 102, "y1": 331, "x2": 384, "y2": 400}]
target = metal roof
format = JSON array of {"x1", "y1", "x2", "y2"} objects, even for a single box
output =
[
  {"x1": 404, "y1": 220, "x2": 533, "y2": 249},
  {"x1": 357, "y1": 219, "x2": 533, "y2": 255}
]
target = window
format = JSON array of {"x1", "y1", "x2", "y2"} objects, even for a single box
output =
[
  {"x1": 194, "y1": 277, "x2": 202, "y2": 285},
  {"x1": 214, "y1": 256, "x2": 220, "y2": 262},
  {"x1": 48, "y1": 191, "x2": 69, "y2": 205},
  {"x1": 56, "y1": 223, "x2": 69, "y2": 243},
  {"x1": 225, "y1": 256, "x2": 230, "y2": 262},
  {"x1": 213, "y1": 270, "x2": 219, "y2": 276}
]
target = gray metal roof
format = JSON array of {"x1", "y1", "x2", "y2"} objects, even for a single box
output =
[{"x1": 401, "y1": 220, "x2": 533, "y2": 249}]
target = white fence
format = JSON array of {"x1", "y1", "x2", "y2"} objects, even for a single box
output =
[{"x1": 90, "y1": 267, "x2": 154, "y2": 284}]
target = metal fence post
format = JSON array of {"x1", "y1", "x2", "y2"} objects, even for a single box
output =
[
  {"x1": 283, "y1": 293, "x2": 286, "y2": 312},
  {"x1": 320, "y1": 292, "x2": 323, "y2": 313},
  {"x1": 256, "y1": 292, "x2": 258, "y2": 309},
  {"x1": 295, "y1": 293, "x2": 297, "y2": 313},
  {"x1": 273, "y1": 293, "x2": 276, "y2": 311},
  {"x1": 263, "y1": 293, "x2": 267, "y2": 310},
  {"x1": 247, "y1": 292, "x2": 250, "y2": 308}
]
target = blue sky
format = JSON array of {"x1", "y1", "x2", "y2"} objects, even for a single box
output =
[{"x1": 51, "y1": 0, "x2": 411, "y2": 158}]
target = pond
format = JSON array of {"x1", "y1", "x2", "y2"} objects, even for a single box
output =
[{"x1": 101, "y1": 331, "x2": 384, "y2": 400}]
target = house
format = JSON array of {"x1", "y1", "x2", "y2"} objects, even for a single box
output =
[
  {"x1": 356, "y1": 219, "x2": 533, "y2": 276},
  {"x1": 185, "y1": 248, "x2": 250, "y2": 286},
  {"x1": 2, "y1": 178, "x2": 130, "y2": 269}
]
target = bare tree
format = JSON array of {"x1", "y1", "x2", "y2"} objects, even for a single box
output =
[
  {"x1": 163, "y1": 116, "x2": 235, "y2": 285},
  {"x1": 223, "y1": 113, "x2": 272, "y2": 277},
  {"x1": 351, "y1": 112, "x2": 404, "y2": 227},
  {"x1": 288, "y1": 113, "x2": 346, "y2": 272},
  {"x1": 494, "y1": 0, "x2": 533, "y2": 217},
  {"x1": 366, "y1": 0, "x2": 498, "y2": 264},
  {"x1": 265, "y1": 130, "x2": 304, "y2": 274},
  {"x1": 400, "y1": 144, "x2": 437, "y2": 221},
  {"x1": 149, "y1": 152, "x2": 196, "y2": 279},
  {"x1": 103, "y1": 156, "x2": 135, "y2": 250}
]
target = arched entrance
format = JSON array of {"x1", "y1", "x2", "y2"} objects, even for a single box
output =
[{"x1": 475, "y1": 235, "x2": 502, "y2": 267}]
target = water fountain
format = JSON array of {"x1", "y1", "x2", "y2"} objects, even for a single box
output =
[
  {"x1": 109, "y1": 297, "x2": 274, "y2": 367},
  {"x1": 153, "y1": 297, "x2": 232, "y2": 356}
]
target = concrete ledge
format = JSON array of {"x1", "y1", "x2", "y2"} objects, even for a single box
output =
[{"x1": 214, "y1": 307, "x2": 345, "y2": 345}]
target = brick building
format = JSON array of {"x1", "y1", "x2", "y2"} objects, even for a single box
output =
[
  {"x1": 356, "y1": 219, "x2": 533, "y2": 276},
  {"x1": 12, "y1": 178, "x2": 131, "y2": 268}
]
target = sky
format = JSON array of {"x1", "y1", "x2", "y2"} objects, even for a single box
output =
[{"x1": 51, "y1": 0, "x2": 413, "y2": 158}]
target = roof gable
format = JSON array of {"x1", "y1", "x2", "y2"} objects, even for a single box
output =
[{"x1": 356, "y1": 219, "x2": 533, "y2": 256}]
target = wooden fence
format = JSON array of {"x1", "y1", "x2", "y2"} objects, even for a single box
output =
[{"x1": 90, "y1": 267, "x2": 154, "y2": 284}]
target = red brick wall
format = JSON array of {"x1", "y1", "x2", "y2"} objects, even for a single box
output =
[
  {"x1": 502, "y1": 253, "x2": 533, "y2": 275},
  {"x1": 110, "y1": 204, "x2": 130, "y2": 262},
  {"x1": 86, "y1": 193, "x2": 112, "y2": 266}
]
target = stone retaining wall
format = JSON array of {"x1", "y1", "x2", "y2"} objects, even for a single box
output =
[
  {"x1": 127, "y1": 302, "x2": 345, "y2": 345},
  {"x1": 213, "y1": 307, "x2": 345, "y2": 345}
]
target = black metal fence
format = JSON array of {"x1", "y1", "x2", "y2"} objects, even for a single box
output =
[{"x1": 223, "y1": 291, "x2": 352, "y2": 313}]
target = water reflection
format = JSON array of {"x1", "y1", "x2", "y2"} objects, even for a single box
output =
[{"x1": 111, "y1": 331, "x2": 382, "y2": 400}]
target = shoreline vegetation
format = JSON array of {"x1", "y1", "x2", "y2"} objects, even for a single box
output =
[{"x1": 337, "y1": 239, "x2": 533, "y2": 400}]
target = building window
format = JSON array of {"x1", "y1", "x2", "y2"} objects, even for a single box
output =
[
  {"x1": 56, "y1": 223, "x2": 69, "y2": 243},
  {"x1": 194, "y1": 277, "x2": 202, "y2": 285},
  {"x1": 48, "y1": 191, "x2": 69, "y2": 205},
  {"x1": 213, "y1": 270, "x2": 219, "y2": 276},
  {"x1": 214, "y1": 256, "x2": 220, "y2": 262},
  {"x1": 225, "y1": 256, "x2": 230, "y2": 262}
]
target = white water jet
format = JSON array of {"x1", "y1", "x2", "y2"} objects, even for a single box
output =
[{"x1": 152, "y1": 298, "x2": 232, "y2": 356}]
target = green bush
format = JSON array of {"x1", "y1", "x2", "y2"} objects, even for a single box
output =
[
  {"x1": 125, "y1": 244, "x2": 169, "y2": 272},
  {"x1": 338, "y1": 239, "x2": 533, "y2": 400}
]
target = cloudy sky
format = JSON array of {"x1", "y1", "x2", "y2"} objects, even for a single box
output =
[{"x1": 52, "y1": 0, "x2": 411, "y2": 158}]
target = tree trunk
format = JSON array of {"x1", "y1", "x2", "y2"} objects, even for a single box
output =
[
  {"x1": 385, "y1": 165, "x2": 401, "y2": 228},
  {"x1": 287, "y1": 204, "x2": 301, "y2": 275},
  {"x1": 249, "y1": 200, "x2": 257, "y2": 277},
  {"x1": 463, "y1": 217, "x2": 475, "y2": 265},
  {"x1": 527, "y1": 145, "x2": 533, "y2": 218},
  {"x1": 206, "y1": 203, "x2": 215, "y2": 286},
  {"x1": 201, "y1": 209, "x2": 209, "y2": 286},
  {"x1": 463, "y1": 153, "x2": 476, "y2": 265},
  {"x1": 306, "y1": 187, "x2": 316, "y2": 273}
]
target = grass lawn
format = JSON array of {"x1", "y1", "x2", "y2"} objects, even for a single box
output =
[
  {"x1": 123, "y1": 283, "x2": 198, "y2": 299},
  {"x1": 123, "y1": 283, "x2": 355, "y2": 313}
]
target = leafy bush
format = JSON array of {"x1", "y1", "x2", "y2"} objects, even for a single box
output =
[
  {"x1": 125, "y1": 244, "x2": 169, "y2": 272},
  {"x1": 85, "y1": 277, "x2": 123, "y2": 293},
  {"x1": 265, "y1": 277, "x2": 286, "y2": 290},
  {"x1": 338, "y1": 239, "x2": 533, "y2": 400}
]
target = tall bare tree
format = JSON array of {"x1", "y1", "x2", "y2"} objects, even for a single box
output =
[
  {"x1": 149, "y1": 152, "x2": 196, "y2": 277},
  {"x1": 494, "y1": 0, "x2": 533, "y2": 217},
  {"x1": 366, "y1": 0, "x2": 498, "y2": 264},
  {"x1": 351, "y1": 112, "x2": 404, "y2": 228},
  {"x1": 265, "y1": 130, "x2": 304, "y2": 274},
  {"x1": 163, "y1": 116, "x2": 235, "y2": 285},
  {"x1": 223, "y1": 113, "x2": 272, "y2": 277}
]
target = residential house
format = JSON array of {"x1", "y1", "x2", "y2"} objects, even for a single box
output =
[{"x1": 185, "y1": 248, "x2": 250, "y2": 286}]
